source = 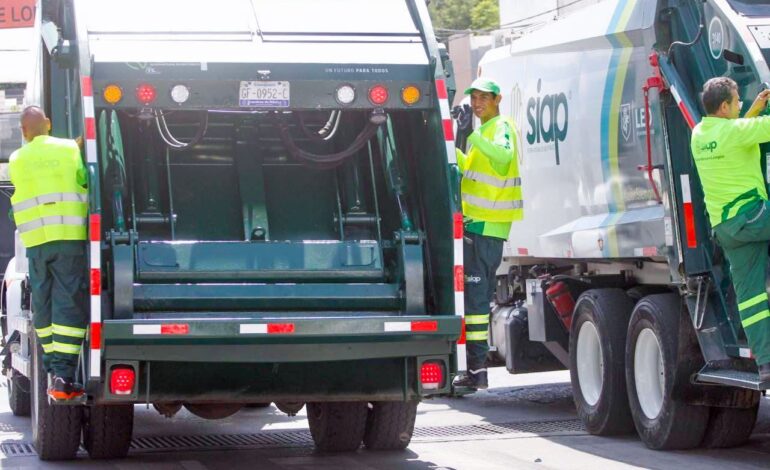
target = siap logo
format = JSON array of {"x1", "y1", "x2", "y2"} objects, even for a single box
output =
[{"x1": 526, "y1": 79, "x2": 569, "y2": 165}]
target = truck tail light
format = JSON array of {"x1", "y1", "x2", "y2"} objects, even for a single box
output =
[
  {"x1": 368, "y1": 84, "x2": 388, "y2": 105},
  {"x1": 420, "y1": 362, "x2": 444, "y2": 390},
  {"x1": 136, "y1": 83, "x2": 157, "y2": 105},
  {"x1": 401, "y1": 85, "x2": 421, "y2": 105},
  {"x1": 110, "y1": 366, "x2": 136, "y2": 395},
  {"x1": 103, "y1": 84, "x2": 123, "y2": 105}
]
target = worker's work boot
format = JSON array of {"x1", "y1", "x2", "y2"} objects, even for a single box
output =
[
  {"x1": 48, "y1": 376, "x2": 85, "y2": 402},
  {"x1": 759, "y1": 363, "x2": 770, "y2": 383},
  {"x1": 452, "y1": 369, "x2": 488, "y2": 390}
]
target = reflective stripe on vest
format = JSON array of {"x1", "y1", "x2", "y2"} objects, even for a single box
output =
[
  {"x1": 9, "y1": 136, "x2": 88, "y2": 248},
  {"x1": 463, "y1": 194, "x2": 523, "y2": 210},
  {"x1": 17, "y1": 216, "x2": 87, "y2": 234},
  {"x1": 12, "y1": 192, "x2": 88, "y2": 213},
  {"x1": 460, "y1": 115, "x2": 523, "y2": 223},
  {"x1": 463, "y1": 170, "x2": 521, "y2": 189}
]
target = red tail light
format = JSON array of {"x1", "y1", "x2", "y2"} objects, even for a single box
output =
[
  {"x1": 110, "y1": 366, "x2": 136, "y2": 395},
  {"x1": 368, "y1": 85, "x2": 388, "y2": 105},
  {"x1": 136, "y1": 83, "x2": 157, "y2": 105},
  {"x1": 420, "y1": 362, "x2": 444, "y2": 390}
]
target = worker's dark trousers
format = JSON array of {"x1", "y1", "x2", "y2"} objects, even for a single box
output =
[
  {"x1": 28, "y1": 241, "x2": 88, "y2": 381},
  {"x1": 714, "y1": 201, "x2": 770, "y2": 366},
  {"x1": 464, "y1": 231, "x2": 504, "y2": 371}
]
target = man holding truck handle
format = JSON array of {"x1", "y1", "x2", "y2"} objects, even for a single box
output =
[
  {"x1": 453, "y1": 78, "x2": 523, "y2": 390},
  {"x1": 691, "y1": 77, "x2": 770, "y2": 382}
]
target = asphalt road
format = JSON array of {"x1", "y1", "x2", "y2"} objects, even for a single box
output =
[{"x1": 1, "y1": 369, "x2": 769, "y2": 469}]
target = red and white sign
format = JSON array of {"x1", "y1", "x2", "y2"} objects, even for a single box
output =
[{"x1": 0, "y1": 0, "x2": 35, "y2": 30}]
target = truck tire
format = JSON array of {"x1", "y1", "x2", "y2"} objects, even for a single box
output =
[
  {"x1": 363, "y1": 400, "x2": 418, "y2": 450},
  {"x1": 8, "y1": 371, "x2": 31, "y2": 416},
  {"x1": 625, "y1": 285, "x2": 670, "y2": 304},
  {"x1": 83, "y1": 404, "x2": 134, "y2": 459},
  {"x1": 307, "y1": 401, "x2": 368, "y2": 452},
  {"x1": 701, "y1": 400, "x2": 759, "y2": 448},
  {"x1": 625, "y1": 294, "x2": 709, "y2": 450},
  {"x1": 569, "y1": 289, "x2": 635, "y2": 435},
  {"x1": 30, "y1": 337, "x2": 83, "y2": 460}
]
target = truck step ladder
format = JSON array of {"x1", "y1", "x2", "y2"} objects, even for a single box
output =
[{"x1": 695, "y1": 365, "x2": 770, "y2": 390}]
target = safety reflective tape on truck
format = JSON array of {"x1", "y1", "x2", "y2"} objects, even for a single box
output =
[
  {"x1": 680, "y1": 174, "x2": 697, "y2": 248},
  {"x1": 83, "y1": 76, "x2": 103, "y2": 379},
  {"x1": 383, "y1": 321, "x2": 438, "y2": 332},
  {"x1": 739, "y1": 348, "x2": 754, "y2": 359},
  {"x1": 670, "y1": 85, "x2": 695, "y2": 129},
  {"x1": 134, "y1": 324, "x2": 192, "y2": 335},
  {"x1": 633, "y1": 247, "x2": 658, "y2": 257},
  {"x1": 239, "y1": 323, "x2": 295, "y2": 334},
  {"x1": 81, "y1": 76, "x2": 98, "y2": 164},
  {"x1": 435, "y1": 79, "x2": 457, "y2": 164}
]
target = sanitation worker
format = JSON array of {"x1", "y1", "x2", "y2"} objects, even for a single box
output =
[
  {"x1": 453, "y1": 78, "x2": 523, "y2": 389},
  {"x1": 691, "y1": 77, "x2": 770, "y2": 382},
  {"x1": 9, "y1": 106, "x2": 89, "y2": 400}
]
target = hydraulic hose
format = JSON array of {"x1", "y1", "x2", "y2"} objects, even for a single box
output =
[{"x1": 278, "y1": 112, "x2": 384, "y2": 167}]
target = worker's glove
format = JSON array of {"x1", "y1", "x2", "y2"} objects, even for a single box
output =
[{"x1": 451, "y1": 104, "x2": 473, "y2": 131}]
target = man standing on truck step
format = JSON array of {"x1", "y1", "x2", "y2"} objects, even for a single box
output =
[
  {"x1": 691, "y1": 77, "x2": 770, "y2": 382},
  {"x1": 9, "y1": 106, "x2": 89, "y2": 401},
  {"x1": 453, "y1": 78, "x2": 523, "y2": 390}
]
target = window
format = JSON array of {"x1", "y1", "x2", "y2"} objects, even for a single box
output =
[{"x1": 727, "y1": 0, "x2": 770, "y2": 17}]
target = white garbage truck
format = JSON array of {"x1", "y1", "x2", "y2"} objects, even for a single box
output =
[{"x1": 466, "y1": 0, "x2": 770, "y2": 450}]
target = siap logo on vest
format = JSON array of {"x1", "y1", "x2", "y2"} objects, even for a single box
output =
[{"x1": 526, "y1": 79, "x2": 569, "y2": 165}]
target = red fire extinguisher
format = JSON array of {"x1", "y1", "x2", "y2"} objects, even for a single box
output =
[{"x1": 546, "y1": 281, "x2": 575, "y2": 330}]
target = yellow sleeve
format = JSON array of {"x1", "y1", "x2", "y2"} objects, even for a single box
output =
[{"x1": 456, "y1": 147, "x2": 468, "y2": 172}]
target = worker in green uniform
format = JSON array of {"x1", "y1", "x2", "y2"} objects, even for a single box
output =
[
  {"x1": 9, "y1": 106, "x2": 89, "y2": 400},
  {"x1": 453, "y1": 78, "x2": 523, "y2": 389},
  {"x1": 691, "y1": 77, "x2": 770, "y2": 382}
]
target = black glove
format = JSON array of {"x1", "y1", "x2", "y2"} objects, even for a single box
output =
[{"x1": 451, "y1": 104, "x2": 473, "y2": 131}]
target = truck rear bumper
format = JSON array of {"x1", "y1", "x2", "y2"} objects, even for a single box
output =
[
  {"x1": 101, "y1": 314, "x2": 461, "y2": 362},
  {"x1": 94, "y1": 315, "x2": 459, "y2": 403}
]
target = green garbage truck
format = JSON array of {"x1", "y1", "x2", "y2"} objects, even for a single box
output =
[{"x1": 1, "y1": 0, "x2": 463, "y2": 460}]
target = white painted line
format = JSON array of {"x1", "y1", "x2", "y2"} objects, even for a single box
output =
[
  {"x1": 446, "y1": 142, "x2": 457, "y2": 164},
  {"x1": 680, "y1": 174, "x2": 692, "y2": 202},
  {"x1": 90, "y1": 296, "x2": 101, "y2": 323},
  {"x1": 384, "y1": 322, "x2": 411, "y2": 332},
  {"x1": 455, "y1": 291, "x2": 465, "y2": 317},
  {"x1": 133, "y1": 324, "x2": 161, "y2": 335},
  {"x1": 240, "y1": 324, "x2": 268, "y2": 334},
  {"x1": 89, "y1": 351, "x2": 101, "y2": 378}
]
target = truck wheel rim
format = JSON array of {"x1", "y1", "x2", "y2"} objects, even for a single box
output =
[
  {"x1": 577, "y1": 320, "x2": 603, "y2": 406},
  {"x1": 634, "y1": 328, "x2": 665, "y2": 419}
]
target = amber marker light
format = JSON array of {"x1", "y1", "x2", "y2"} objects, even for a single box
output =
[
  {"x1": 401, "y1": 85, "x2": 421, "y2": 105},
  {"x1": 103, "y1": 84, "x2": 123, "y2": 105}
]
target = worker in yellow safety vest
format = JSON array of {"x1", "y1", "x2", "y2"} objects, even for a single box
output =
[
  {"x1": 9, "y1": 106, "x2": 89, "y2": 401},
  {"x1": 453, "y1": 78, "x2": 523, "y2": 390},
  {"x1": 691, "y1": 78, "x2": 770, "y2": 383}
]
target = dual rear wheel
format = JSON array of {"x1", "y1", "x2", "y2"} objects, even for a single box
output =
[
  {"x1": 307, "y1": 400, "x2": 418, "y2": 452},
  {"x1": 570, "y1": 290, "x2": 758, "y2": 450},
  {"x1": 29, "y1": 335, "x2": 134, "y2": 460}
]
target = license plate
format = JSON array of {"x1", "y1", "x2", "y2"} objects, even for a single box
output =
[{"x1": 239, "y1": 81, "x2": 290, "y2": 108}]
